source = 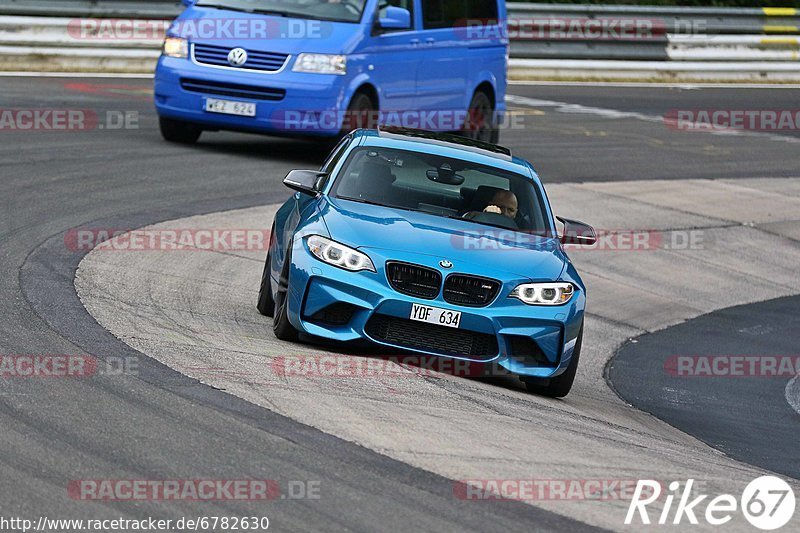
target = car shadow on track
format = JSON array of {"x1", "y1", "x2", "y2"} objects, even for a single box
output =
[{"x1": 172, "y1": 134, "x2": 336, "y2": 164}]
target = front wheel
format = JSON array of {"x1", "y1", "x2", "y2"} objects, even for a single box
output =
[
  {"x1": 462, "y1": 91, "x2": 498, "y2": 144},
  {"x1": 522, "y1": 322, "x2": 583, "y2": 398},
  {"x1": 256, "y1": 250, "x2": 275, "y2": 317},
  {"x1": 342, "y1": 92, "x2": 378, "y2": 133},
  {"x1": 272, "y1": 247, "x2": 299, "y2": 342},
  {"x1": 159, "y1": 117, "x2": 202, "y2": 144}
]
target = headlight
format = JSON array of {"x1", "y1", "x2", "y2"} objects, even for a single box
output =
[
  {"x1": 306, "y1": 235, "x2": 374, "y2": 272},
  {"x1": 293, "y1": 54, "x2": 347, "y2": 75},
  {"x1": 163, "y1": 37, "x2": 188, "y2": 59},
  {"x1": 510, "y1": 283, "x2": 575, "y2": 305}
]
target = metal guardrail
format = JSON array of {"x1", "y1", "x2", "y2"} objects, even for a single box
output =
[
  {"x1": 507, "y1": 3, "x2": 800, "y2": 61},
  {"x1": 0, "y1": 2, "x2": 797, "y2": 77},
  {"x1": 510, "y1": 3, "x2": 800, "y2": 35},
  {"x1": 0, "y1": 0, "x2": 182, "y2": 18}
]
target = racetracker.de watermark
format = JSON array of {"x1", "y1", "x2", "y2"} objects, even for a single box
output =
[
  {"x1": 272, "y1": 109, "x2": 524, "y2": 133},
  {"x1": 65, "y1": 228, "x2": 271, "y2": 252},
  {"x1": 459, "y1": 17, "x2": 668, "y2": 41},
  {"x1": 665, "y1": 355, "x2": 800, "y2": 378},
  {"x1": 450, "y1": 229, "x2": 704, "y2": 252},
  {"x1": 0, "y1": 355, "x2": 137, "y2": 378},
  {"x1": 67, "y1": 18, "x2": 331, "y2": 41},
  {"x1": 665, "y1": 109, "x2": 800, "y2": 132},
  {"x1": 271, "y1": 355, "x2": 493, "y2": 379},
  {"x1": 0, "y1": 110, "x2": 138, "y2": 132},
  {"x1": 454, "y1": 479, "x2": 651, "y2": 501},
  {"x1": 67, "y1": 479, "x2": 320, "y2": 501}
]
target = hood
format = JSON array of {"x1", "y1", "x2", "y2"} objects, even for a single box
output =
[
  {"x1": 175, "y1": 6, "x2": 363, "y2": 54},
  {"x1": 320, "y1": 198, "x2": 567, "y2": 281}
]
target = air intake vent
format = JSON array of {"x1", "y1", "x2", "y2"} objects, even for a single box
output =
[
  {"x1": 365, "y1": 315, "x2": 498, "y2": 360},
  {"x1": 180, "y1": 78, "x2": 286, "y2": 101}
]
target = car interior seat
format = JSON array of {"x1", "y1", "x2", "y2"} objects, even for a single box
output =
[
  {"x1": 358, "y1": 161, "x2": 397, "y2": 204},
  {"x1": 464, "y1": 185, "x2": 505, "y2": 213}
]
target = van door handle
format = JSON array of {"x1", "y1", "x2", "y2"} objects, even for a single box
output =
[
  {"x1": 410, "y1": 38, "x2": 420, "y2": 45},
  {"x1": 425, "y1": 38, "x2": 436, "y2": 45}
]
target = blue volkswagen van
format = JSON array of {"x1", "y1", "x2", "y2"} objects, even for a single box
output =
[{"x1": 154, "y1": 0, "x2": 507, "y2": 143}]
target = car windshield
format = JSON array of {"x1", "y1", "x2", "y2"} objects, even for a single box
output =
[
  {"x1": 195, "y1": 0, "x2": 367, "y2": 23},
  {"x1": 330, "y1": 147, "x2": 553, "y2": 235}
]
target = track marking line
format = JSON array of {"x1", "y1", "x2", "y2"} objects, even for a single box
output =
[
  {"x1": 0, "y1": 71, "x2": 154, "y2": 78},
  {"x1": 509, "y1": 80, "x2": 800, "y2": 89},
  {"x1": 506, "y1": 94, "x2": 800, "y2": 145}
]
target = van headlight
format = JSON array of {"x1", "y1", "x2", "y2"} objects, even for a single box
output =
[
  {"x1": 293, "y1": 54, "x2": 347, "y2": 75},
  {"x1": 306, "y1": 235, "x2": 374, "y2": 272},
  {"x1": 510, "y1": 283, "x2": 575, "y2": 305},
  {"x1": 163, "y1": 37, "x2": 188, "y2": 59}
]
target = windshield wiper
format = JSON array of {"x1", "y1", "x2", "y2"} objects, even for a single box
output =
[
  {"x1": 196, "y1": 4, "x2": 253, "y2": 13},
  {"x1": 249, "y1": 9, "x2": 289, "y2": 16},
  {"x1": 196, "y1": 3, "x2": 288, "y2": 16},
  {"x1": 336, "y1": 196, "x2": 411, "y2": 212}
]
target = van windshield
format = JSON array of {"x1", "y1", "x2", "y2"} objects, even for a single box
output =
[{"x1": 195, "y1": 0, "x2": 368, "y2": 23}]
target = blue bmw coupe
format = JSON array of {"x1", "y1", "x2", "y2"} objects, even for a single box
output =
[{"x1": 258, "y1": 128, "x2": 596, "y2": 397}]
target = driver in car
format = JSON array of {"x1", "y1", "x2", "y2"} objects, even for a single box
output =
[
  {"x1": 482, "y1": 190, "x2": 518, "y2": 220},
  {"x1": 464, "y1": 190, "x2": 518, "y2": 223}
]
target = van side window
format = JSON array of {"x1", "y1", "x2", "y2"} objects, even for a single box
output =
[
  {"x1": 379, "y1": 0, "x2": 414, "y2": 22},
  {"x1": 421, "y1": 0, "x2": 498, "y2": 30}
]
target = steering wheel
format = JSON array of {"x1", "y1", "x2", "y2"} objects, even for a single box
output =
[
  {"x1": 462, "y1": 211, "x2": 519, "y2": 231},
  {"x1": 314, "y1": 0, "x2": 363, "y2": 15},
  {"x1": 343, "y1": 1, "x2": 362, "y2": 15}
]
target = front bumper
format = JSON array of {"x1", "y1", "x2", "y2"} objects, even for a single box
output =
[
  {"x1": 154, "y1": 56, "x2": 349, "y2": 136},
  {"x1": 284, "y1": 241, "x2": 585, "y2": 379}
]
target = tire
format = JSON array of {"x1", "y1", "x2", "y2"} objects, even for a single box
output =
[
  {"x1": 342, "y1": 91, "x2": 378, "y2": 133},
  {"x1": 256, "y1": 250, "x2": 275, "y2": 317},
  {"x1": 523, "y1": 322, "x2": 583, "y2": 398},
  {"x1": 272, "y1": 247, "x2": 299, "y2": 342},
  {"x1": 462, "y1": 91, "x2": 499, "y2": 144},
  {"x1": 159, "y1": 117, "x2": 202, "y2": 144}
]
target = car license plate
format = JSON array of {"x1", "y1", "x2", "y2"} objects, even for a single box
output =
[
  {"x1": 205, "y1": 98, "x2": 256, "y2": 117},
  {"x1": 410, "y1": 303, "x2": 461, "y2": 329}
]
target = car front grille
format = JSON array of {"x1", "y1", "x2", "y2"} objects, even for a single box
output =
[
  {"x1": 180, "y1": 78, "x2": 286, "y2": 101},
  {"x1": 365, "y1": 314, "x2": 498, "y2": 360},
  {"x1": 443, "y1": 274, "x2": 501, "y2": 307},
  {"x1": 193, "y1": 43, "x2": 289, "y2": 72},
  {"x1": 386, "y1": 262, "x2": 441, "y2": 299}
]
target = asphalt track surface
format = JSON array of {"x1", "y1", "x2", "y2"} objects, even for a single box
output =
[
  {"x1": 1, "y1": 75, "x2": 799, "y2": 530},
  {"x1": 1, "y1": 79, "x2": 595, "y2": 530},
  {"x1": 609, "y1": 295, "x2": 800, "y2": 481}
]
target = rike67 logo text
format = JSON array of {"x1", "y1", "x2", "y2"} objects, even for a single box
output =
[{"x1": 626, "y1": 476, "x2": 796, "y2": 530}]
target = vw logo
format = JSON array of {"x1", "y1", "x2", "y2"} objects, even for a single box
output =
[
  {"x1": 439, "y1": 260, "x2": 453, "y2": 269},
  {"x1": 227, "y1": 47, "x2": 248, "y2": 67}
]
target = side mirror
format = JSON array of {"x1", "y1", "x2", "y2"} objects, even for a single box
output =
[
  {"x1": 379, "y1": 7, "x2": 411, "y2": 30},
  {"x1": 556, "y1": 216, "x2": 597, "y2": 246},
  {"x1": 284, "y1": 170, "x2": 326, "y2": 196},
  {"x1": 182, "y1": 0, "x2": 196, "y2": 6}
]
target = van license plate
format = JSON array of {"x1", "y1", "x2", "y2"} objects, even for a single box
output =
[
  {"x1": 205, "y1": 98, "x2": 256, "y2": 117},
  {"x1": 410, "y1": 304, "x2": 461, "y2": 329}
]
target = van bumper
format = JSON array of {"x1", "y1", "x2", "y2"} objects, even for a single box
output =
[{"x1": 154, "y1": 56, "x2": 350, "y2": 137}]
